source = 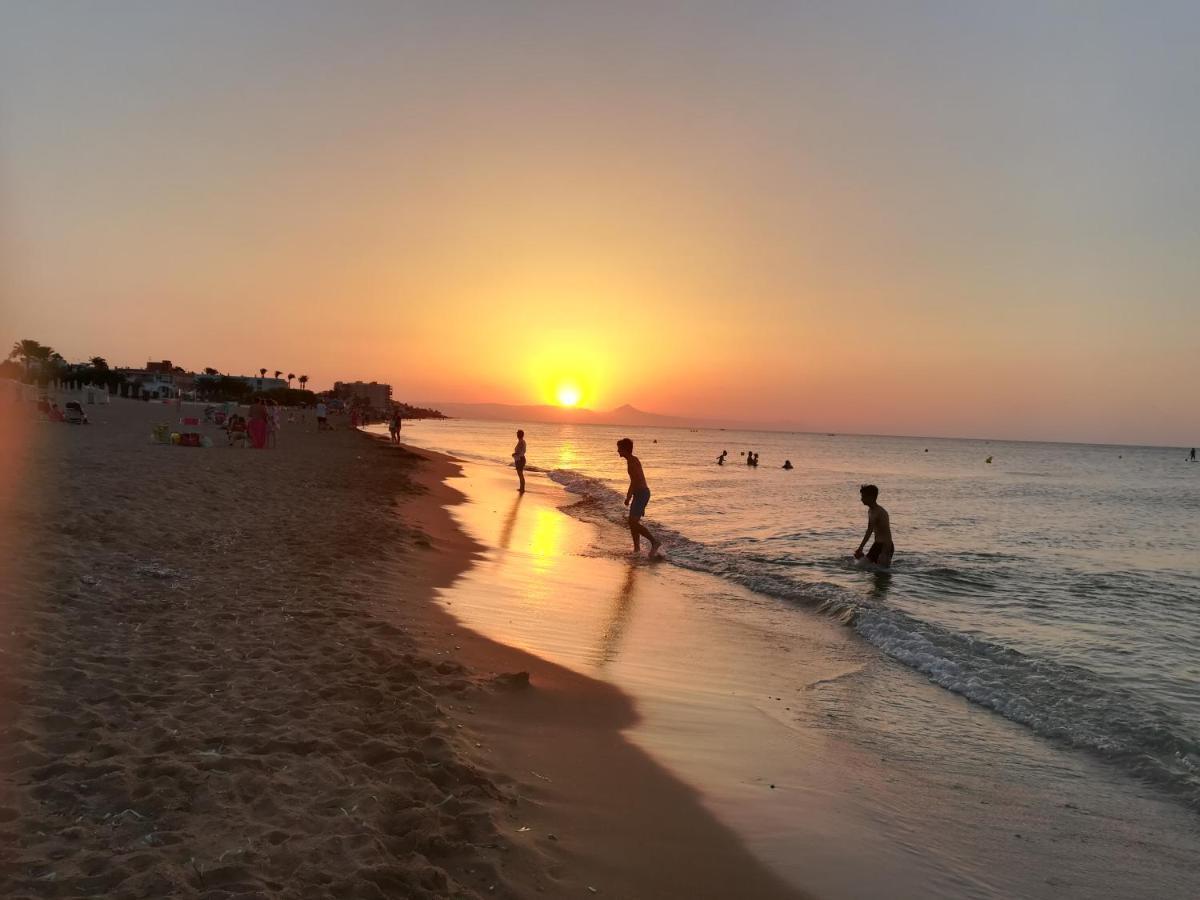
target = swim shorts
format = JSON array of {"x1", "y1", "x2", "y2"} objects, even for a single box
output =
[
  {"x1": 866, "y1": 541, "x2": 894, "y2": 565},
  {"x1": 629, "y1": 488, "x2": 651, "y2": 519}
]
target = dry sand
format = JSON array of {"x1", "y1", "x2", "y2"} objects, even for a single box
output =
[{"x1": 0, "y1": 397, "x2": 801, "y2": 899}]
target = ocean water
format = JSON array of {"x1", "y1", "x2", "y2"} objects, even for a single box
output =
[{"x1": 398, "y1": 418, "x2": 1200, "y2": 811}]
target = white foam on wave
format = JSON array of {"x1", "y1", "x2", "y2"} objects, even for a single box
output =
[{"x1": 546, "y1": 465, "x2": 1200, "y2": 808}]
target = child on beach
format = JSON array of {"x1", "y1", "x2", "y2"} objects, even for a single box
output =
[
  {"x1": 854, "y1": 484, "x2": 894, "y2": 568},
  {"x1": 512, "y1": 429, "x2": 527, "y2": 492},
  {"x1": 617, "y1": 438, "x2": 661, "y2": 556}
]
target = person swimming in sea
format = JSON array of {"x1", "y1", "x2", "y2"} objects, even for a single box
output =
[
  {"x1": 782, "y1": 459, "x2": 793, "y2": 470},
  {"x1": 854, "y1": 484, "x2": 894, "y2": 568},
  {"x1": 618, "y1": 437, "x2": 660, "y2": 556},
  {"x1": 717, "y1": 450, "x2": 728, "y2": 465}
]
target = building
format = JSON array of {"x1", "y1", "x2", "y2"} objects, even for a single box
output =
[
  {"x1": 116, "y1": 360, "x2": 194, "y2": 398},
  {"x1": 194, "y1": 373, "x2": 289, "y2": 392},
  {"x1": 334, "y1": 380, "x2": 392, "y2": 409}
]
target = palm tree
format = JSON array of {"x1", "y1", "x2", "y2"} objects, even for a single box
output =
[
  {"x1": 287, "y1": 373, "x2": 295, "y2": 388},
  {"x1": 298, "y1": 374, "x2": 308, "y2": 390},
  {"x1": 273, "y1": 370, "x2": 282, "y2": 380},
  {"x1": 9, "y1": 339, "x2": 49, "y2": 369},
  {"x1": 259, "y1": 368, "x2": 267, "y2": 379}
]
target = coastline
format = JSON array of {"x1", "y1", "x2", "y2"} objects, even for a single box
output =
[
  {"x1": 398, "y1": 421, "x2": 1200, "y2": 900},
  {"x1": 0, "y1": 398, "x2": 802, "y2": 899}
]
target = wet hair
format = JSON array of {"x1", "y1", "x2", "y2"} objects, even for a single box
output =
[
  {"x1": 860, "y1": 484, "x2": 879, "y2": 502},
  {"x1": 517, "y1": 429, "x2": 524, "y2": 438},
  {"x1": 617, "y1": 437, "x2": 633, "y2": 454}
]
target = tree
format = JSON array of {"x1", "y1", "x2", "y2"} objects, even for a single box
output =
[
  {"x1": 259, "y1": 368, "x2": 267, "y2": 379},
  {"x1": 298, "y1": 374, "x2": 308, "y2": 390},
  {"x1": 9, "y1": 339, "x2": 51, "y2": 369},
  {"x1": 203, "y1": 367, "x2": 219, "y2": 376},
  {"x1": 273, "y1": 370, "x2": 282, "y2": 380},
  {"x1": 90, "y1": 356, "x2": 109, "y2": 371},
  {"x1": 287, "y1": 373, "x2": 295, "y2": 388}
]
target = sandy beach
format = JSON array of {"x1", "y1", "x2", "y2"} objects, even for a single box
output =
[{"x1": 0, "y1": 397, "x2": 800, "y2": 899}]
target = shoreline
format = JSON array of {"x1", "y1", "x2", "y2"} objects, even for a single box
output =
[
  {"x1": 0, "y1": 398, "x2": 802, "y2": 898},
  {"x1": 394, "y1": 442, "x2": 805, "y2": 899},
  {"x1": 399, "y1": 421, "x2": 1200, "y2": 900}
]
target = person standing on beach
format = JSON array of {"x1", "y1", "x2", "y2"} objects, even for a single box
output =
[
  {"x1": 315, "y1": 400, "x2": 328, "y2": 431},
  {"x1": 854, "y1": 484, "x2": 894, "y2": 568},
  {"x1": 265, "y1": 400, "x2": 279, "y2": 448},
  {"x1": 389, "y1": 408, "x2": 403, "y2": 445},
  {"x1": 618, "y1": 438, "x2": 661, "y2": 556},
  {"x1": 512, "y1": 429, "x2": 527, "y2": 492},
  {"x1": 247, "y1": 398, "x2": 269, "y2": 449}
]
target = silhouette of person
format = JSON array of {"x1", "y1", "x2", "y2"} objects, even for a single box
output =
[
  {"x1": 746, "y1": 450, "x2": 754, "y2": 467},
  {"x1": 717, "y1": 450, "x2": 728, "y2": 465},
  {"x1": 782, "y1": 460, "x2": 793, "y2": 470},
  {"x1": 618, "y1": 438, "x2": 660, "y2": 556},
  {"x1": 1192, "y1": 448, "x2": 1197, "y2": 461},
  {"x1": 512, "y1": 429, "x2": 527, "y2": 492}
]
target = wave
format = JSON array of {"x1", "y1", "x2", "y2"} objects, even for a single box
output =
[{"x1": 547, "y1": 467, "x2": 1200, "y2": 810}]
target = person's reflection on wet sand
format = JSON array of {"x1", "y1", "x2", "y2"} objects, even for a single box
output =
[
  {"x1": 594, "y1": 562, "x2": 640, "y2": 668},
  {"x1": 497, "y1": 491, "x2": 525, "y2": 554}
]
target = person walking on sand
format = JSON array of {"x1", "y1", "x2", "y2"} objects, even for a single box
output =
[
  {"x1": 512, "y1": 429, "x2": 527, "y2": 492},
  {"x1": 854, "y1": 484, "x2": 894, "y2": 568},
  {"x1": 315, "y1": 400, "x2": 328, "y2": 431},
  {"x1": 389, "y1": 408, "x2": 403, "y2": 445},
  {"x1": 618, "y1": 438, "x2": 661, "y2": 556}
]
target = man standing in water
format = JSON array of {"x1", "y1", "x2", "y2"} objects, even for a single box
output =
[
  {"x1": 854, "y1": 484, "x2": 894, "y2": 568},
  {"x1": 512, "y1": 429, "x2": 527, "y2": 493},
  {"x1": 618, "y1": 438, "x2": 661, "y2": 556}
]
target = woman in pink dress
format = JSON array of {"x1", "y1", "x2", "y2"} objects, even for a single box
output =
[{"x1": 247, "y1": 399, "x2": 269, "y2": 449}]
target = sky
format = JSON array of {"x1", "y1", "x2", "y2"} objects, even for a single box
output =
[{"x1": 2, "y1": 1, "x2": 1198, "y2": 444}]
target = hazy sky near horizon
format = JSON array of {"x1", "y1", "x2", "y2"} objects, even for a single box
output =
[{"x1": 2, "y1": 2, "x2": 1198, "y2": 444}]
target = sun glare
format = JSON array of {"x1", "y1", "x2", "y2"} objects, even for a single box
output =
[{"x1": 556, "y1": 384, "x2": 582, "y2": 407}]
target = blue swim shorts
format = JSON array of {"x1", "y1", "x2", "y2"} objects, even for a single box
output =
[{"x1": 629, "y1": 488, "x2": 651, "y2": 519}]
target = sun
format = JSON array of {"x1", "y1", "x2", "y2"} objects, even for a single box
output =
[{"x1": 556, "y1": 383, "x2": 582, "y2": 408}]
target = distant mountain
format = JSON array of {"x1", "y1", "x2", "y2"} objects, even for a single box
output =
[{"x1": 416, "y1": 401, "x2": 718, "y2": 429}]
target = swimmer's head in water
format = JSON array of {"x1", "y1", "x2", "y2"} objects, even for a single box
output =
[
  {"x1": 517, "y1": 429, "x2": 524, "y2": 438},
  {"x1": 860, "y1": 484, "x2": 879, "y2": 505},
  {"x1": 617, "y1": 437, "x2": 634, "y2": 456}
]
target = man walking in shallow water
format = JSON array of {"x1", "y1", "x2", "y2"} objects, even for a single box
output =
[{"x1": 618, "y1": 437, "x2": 661, "y2": 556}]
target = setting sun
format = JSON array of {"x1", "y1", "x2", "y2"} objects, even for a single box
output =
[{"x1": 556, "y1": 384, "x2": 582, "y2": 408}]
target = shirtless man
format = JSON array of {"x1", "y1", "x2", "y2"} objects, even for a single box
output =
[
  {"x1": 854, "y1": 484, "x2": 894, "y2": 568},
  {"x1": 617, "y1": 438, "x2": 661, "y2": 556}
]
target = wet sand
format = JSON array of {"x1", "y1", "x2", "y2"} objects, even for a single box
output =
[{"x1": 0, "y1": 397, "x2": 801, "y2": 899}]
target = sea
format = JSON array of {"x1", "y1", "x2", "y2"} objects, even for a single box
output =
[{"x1": 398, "y1": 418, "x2": 1200, "y2": 816}]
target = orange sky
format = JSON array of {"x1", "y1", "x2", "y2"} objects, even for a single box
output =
[{"x1": 2, "y1": 4, "x2": 1198, "y2": 444}]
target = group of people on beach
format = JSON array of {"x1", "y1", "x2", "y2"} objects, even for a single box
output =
[{"x1": 510, "y1": 430, "x2": 893, "y2": 567}]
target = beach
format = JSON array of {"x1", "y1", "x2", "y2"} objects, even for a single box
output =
[{"x1": 0, "y1": 398, "x2": 799, "y2": 899}]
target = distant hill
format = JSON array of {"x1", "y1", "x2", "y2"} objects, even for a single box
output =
[{"x1": 416, "y1": 401, "x2": 718, "y2": 429}]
